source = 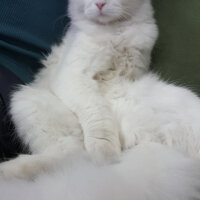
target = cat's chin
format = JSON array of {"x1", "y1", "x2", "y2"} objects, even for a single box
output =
[{"x1": 88, "y1": 15, "x2": 123, "y2": 25}]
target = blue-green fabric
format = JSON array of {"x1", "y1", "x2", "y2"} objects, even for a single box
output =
[{"x1": 0, "y1": 0, "x2": 68, "y2": 83}]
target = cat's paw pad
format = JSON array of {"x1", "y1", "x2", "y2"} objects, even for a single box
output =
[{"x1": 85, "y1": 136, "x2": 121, "y2": 164}]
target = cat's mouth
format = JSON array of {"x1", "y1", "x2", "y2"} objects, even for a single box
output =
[
  {"x1": 91, "y1": 10, "x2": 122, "y2": 24},
  {"x1": 92, "y1": 14, "x2": 112, "y2": 24},
  {"x1": 97, "y1": 10, "x2": 109, "y2": 18},
  {"x1": 85, "y1": 7, "x2": 128, "y2": 25},
  {"x1": 92, "y1": 13, "x2": 129, "y2": 25}
]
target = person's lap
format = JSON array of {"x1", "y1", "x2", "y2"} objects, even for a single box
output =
[{"x1": 0, "y1": 66, "x2": 29, "y2": 162}]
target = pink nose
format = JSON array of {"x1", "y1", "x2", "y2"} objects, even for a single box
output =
[{"x1": 96, "y1": 2, "x2": 106, "y2": 11}]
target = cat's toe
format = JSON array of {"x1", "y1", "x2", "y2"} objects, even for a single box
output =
[{"x1": 85, "y1": 136, "x2": 121, "y2": 164}]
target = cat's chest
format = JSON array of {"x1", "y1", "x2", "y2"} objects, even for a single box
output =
[{"x1": 93, "y1": 33, "x2": 135, "y2": 81}]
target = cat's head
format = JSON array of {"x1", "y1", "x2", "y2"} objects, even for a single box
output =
[{"x1": 68, "y1": 0, "x2": 149, "y2": 24}]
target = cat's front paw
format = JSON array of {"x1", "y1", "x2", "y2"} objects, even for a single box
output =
[
  {"x1": 0, "y1": 156, "x2": 40, "y2": 180},
  {"x1": 85, "y1": 133, "x2": 121, "y2": 164},
  {"x1": 0, "y1": 160, "x2": 24, "y2": 180}
]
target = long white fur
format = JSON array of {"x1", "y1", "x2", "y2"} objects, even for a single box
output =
[
  {"x1": 0, "y1": 143, "x2": 200, "y2": 200},
  {"x1": 0, "y1": 1, "x2": 200, "y2": 195}
]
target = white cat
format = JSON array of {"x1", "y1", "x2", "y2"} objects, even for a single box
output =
[
  {"x1": 1, "y1": 0, "x2": 200, "y2": 181},
  {"x1": 1, "y1": 143, "x2": 200, "y2": 200}
]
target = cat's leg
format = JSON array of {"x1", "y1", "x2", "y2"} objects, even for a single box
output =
[
  {"x1": 74, "y1": 92, "x2": 121, "y2": 163},
  {"x1": 52, "y1": 71, "x2": 121, "y2": 163},
  {"x1": 0, "y1": 86, "x2": 84, "y2": 179},
  {"x1": 0, "y1": 136, "x2": 84, "y2": 180},
  {"x1": 115, "y1": 75, "x2": 200, "y2": 157},
  {"x1": 10, "y1": 85, "x2": 82, "y2": 153}
]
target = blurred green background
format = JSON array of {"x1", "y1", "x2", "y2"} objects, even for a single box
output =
[{"x1": 152, "y1": 0, "x2": 200, "y2": 95}]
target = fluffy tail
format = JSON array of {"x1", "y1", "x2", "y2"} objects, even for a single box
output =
[{"x1": 0, "y1": 142, "x2": 200, "y2": 200}]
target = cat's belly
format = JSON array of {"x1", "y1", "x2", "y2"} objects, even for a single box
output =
[{"x1": 104, "y1": 74, "x2": 200, "y2": 157}]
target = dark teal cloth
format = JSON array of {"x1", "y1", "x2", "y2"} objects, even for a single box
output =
[{"x1": 0, "y1": 0, "x2": 68, "y2": 83}]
